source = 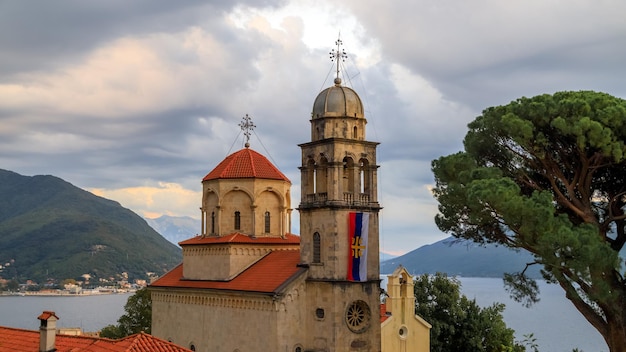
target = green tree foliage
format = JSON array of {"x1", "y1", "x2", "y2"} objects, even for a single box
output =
[
  {"x1": 414, "y1": 273, "x2": 524, "y2": 352},
  {"x1": 431, "y1": 91, "x2": 626, "y2": 351},
  {"x1": 100, "y1": 288, "x2": 151, "y2": 339},
  {"x1": 6, "y1": 279, "x2": 19, "y2": 292}
]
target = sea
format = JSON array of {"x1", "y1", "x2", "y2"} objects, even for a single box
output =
[{"x1": 0, "y1": 278, "x2": 608, "y2": 352}]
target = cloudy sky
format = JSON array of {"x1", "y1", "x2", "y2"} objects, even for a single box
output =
[{"x1": 1, "y1": 0, "x2": 625, "y2": 255}]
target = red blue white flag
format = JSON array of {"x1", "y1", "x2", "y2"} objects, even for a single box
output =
[{"x1": 348, "y1": 212, "x2": 369, "y2": 282}]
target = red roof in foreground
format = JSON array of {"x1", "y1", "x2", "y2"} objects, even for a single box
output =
[
  {"x1": 0, "y1": 328, "x2": 191, "y2": 352},
  {"x1": 202, "y1": 148, "x2": 290, "y2": 182},
  {"x1": 179, "y1": 233, "x2": 300, "y2": 246},
  {"x1": 151, "y1": 250, "x2": 305, "y2": 294}
]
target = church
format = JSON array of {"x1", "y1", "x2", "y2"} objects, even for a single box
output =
[{"x1": 149, "y1": 43, "x2": 431, "y2": 352}]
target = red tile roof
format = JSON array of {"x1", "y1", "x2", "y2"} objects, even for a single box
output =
[
  {"x1": 380, "y1": 303, "x2": 390, "y2": 323},
  {"x1": 179, "y1": 232, "x2": 300, "y2": 246},
  {"x1": 38, "y1": 311, "x2": 58, "y2": 321},
  {"x1": 150, "y1": 250, "x2": 305, "y2": 294},
  {"x1": 0, "y1": 327, "x2": 191, "y2": 352},
  {"x1": 202, "y1": 148, "x2": 290, "y2": 182}
]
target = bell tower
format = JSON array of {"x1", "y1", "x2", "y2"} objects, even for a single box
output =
[{"x1": 299, "y1": 38, "x2": 382, "y2": 351}]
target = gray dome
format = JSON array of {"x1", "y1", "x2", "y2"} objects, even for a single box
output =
[{"x1": 312, "y1": 78, "x2": 364, "y2": 119}]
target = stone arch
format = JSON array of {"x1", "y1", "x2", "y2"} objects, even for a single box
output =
[
  {"x1": 316, "y1": 156, "x2": 328, "y2": 194},
  {"x1": 203, "y1": 189, "x2": 219, "y2": 235},
  {"x1": 256, "y1": 190, "x2": 282, "y2": 236},
  {"x1": 342, "y1": 156, "x2": 357, "y2": 196},
  {"x1": 305, "y1": 157, "x2": 316, "y2": 195},
  {"x1": 221, "y1": 189, "x2": 253, "y2": 234},
  {"x1": 359, "y1": 157, "x2": 372, "y2": 199}
]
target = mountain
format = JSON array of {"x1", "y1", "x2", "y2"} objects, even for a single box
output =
[
  {"x1": 381, "y1": 236, "x2": 542, "y2": 278},
  {"x1": 0, "y1": 169, "x2": 181, "y2": 283},
  {"x1": 380, "y1": 252, "x2": 397, "y2": 262},
  {"x1": 145, "y1": 215, "x2": 199, "y2": 246}
]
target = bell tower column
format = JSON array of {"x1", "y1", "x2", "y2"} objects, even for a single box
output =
[{"x1": 299, "y1": 37, "x2": 382, "y2": 352}]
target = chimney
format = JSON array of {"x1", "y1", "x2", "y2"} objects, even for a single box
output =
[{"x1": 38, "y1": 311, "x2": 59, "y2": 352}]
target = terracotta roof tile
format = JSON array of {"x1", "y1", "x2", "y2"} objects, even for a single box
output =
[
  {"x1": 0, "y1": 327, "x2": 191, "y2": 352},
  {"x1": 380, "y1": 303, "x2": 390, "y2": 323},
  {"x1": 179, "y1": 232, "x2": 300, "y2": 246},
  {"x1": 38, "y1": 311, "x2": 59, "y2": 320},
  {"x1": 202, "y1": 148, "x2": 290, "y2": 182},
  {"x1": 150, "y1": 250, "x2": 305, "y2": 294}
]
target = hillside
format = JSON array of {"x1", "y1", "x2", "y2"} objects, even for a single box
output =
[
  {"x1": 381, "y1": 236, "x2": 543, "y2": 278},
  {"x1": 0, "y1": 169, "x2": 181, "y2": 283}
]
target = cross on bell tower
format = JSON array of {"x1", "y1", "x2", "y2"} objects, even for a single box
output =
[{"x1": 329, "y1": 35, "x2": 347, "y2": 81}]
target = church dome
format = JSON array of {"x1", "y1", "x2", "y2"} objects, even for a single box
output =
[
  {"x1": 202, "y1": 147, "x2": 290, "y2": 182},
  {"x1": 312, "y1": 77, "x2": 364, "y2": 119}
]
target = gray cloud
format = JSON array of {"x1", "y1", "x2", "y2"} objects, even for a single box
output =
[{"x1": 1, "y1": 0, "x2": 624, "y2": 252}]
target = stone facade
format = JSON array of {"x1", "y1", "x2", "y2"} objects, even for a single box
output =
[
  {"x1": 382, "y1": 267, "x2": 431, "y2": 352},
  {"x1": 152, "y1": 278, "x2": 307, "y2": 351}
]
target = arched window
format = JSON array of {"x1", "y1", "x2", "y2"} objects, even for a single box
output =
[
  {"x1": 343, "y1": 157, "x2": 355, "y2": 195},
  {"x1": 316, "y1": 157, "x2": 328, "y2": 194},
  {"x1": 264, "y1": 211, "x2": 271, "y2": 233},
  {"x1": 313, "y1": 232, "x2": 321, "y2": 263},
  {"x1": 234, "y1": 211, "x2": 241, "y2": 230},
  {"x1": 211, "y1": 211, "x2": 215, "y2": 234},
  {"x1": 360, "y1": 159, "x2": 370, "y2": 195},
  {"x1": 306, "y1": 158, "x2": 316, "y2": 195},
  {"x1": 353, "y1": 126, "x2": 358, "y2": 139}
]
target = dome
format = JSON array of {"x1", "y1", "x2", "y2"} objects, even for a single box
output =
[
  {"x1": 312, "y1": 77, "x2": 364, "y2": 119},
  {"x1": 202, "y1": 147, "x2": 290, "y2": 182}
]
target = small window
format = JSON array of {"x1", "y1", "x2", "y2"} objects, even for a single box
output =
[
  {"x1": 190, "y1": 344, "x2": 196, "y2": 351},
  {"x1": 211, "y1": 211, "x2": 215, "y2": 234},
  {"x1": 264, "y1": 211, "x2": 271, "y2": 233},
  {"x1": 234, "y1": 211, "x2": 241, "y2": 230},
  {"x1": 316, "y1": 308, "x2": 325, "y2": 319},
  {"x1": 313, "y1": 232, "x2": 321, "y2": 263},
  {"x1": 399, "y1": 325, "x2": 408, "y2": 340},
  {"x1": 294, "y1": 345, "x2": 303, "y2": 352}
]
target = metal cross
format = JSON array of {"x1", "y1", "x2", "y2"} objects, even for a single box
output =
[
  {"x1": 239, "y1": 114, "x2": 256, "y2": 147},
  {"x1": 329, "y1": 35, "x2": 347, "y2": 80}
]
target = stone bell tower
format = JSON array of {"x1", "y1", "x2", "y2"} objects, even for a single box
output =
[{"x1": 299, "y1": 38, "x2": 382, "y2": 351}]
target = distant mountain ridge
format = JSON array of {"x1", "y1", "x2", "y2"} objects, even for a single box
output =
[
  {"x1": 145, "y1": 215, "x2": 199, "y2": 246},
  {"x1": 0, "y1": 169, "x2": 181, "y2": 283},
  {"x1": 381, "y1": 236, "x2": 543, "y2": 278}
]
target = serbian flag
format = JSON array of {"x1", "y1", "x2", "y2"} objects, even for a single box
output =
[{"x1": 348, "y1": 212, "x2": 369, "y2": 282}]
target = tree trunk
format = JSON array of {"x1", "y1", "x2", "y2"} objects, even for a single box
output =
[{"x1": 605, "y1": 315, "x2": 626, "y2": 352}]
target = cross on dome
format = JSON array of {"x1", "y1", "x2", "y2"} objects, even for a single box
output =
[
  {"x1": 239, "y1": 114, "x2": 256, "y2": 148},
  {"x1": 329, "y1": 34, "x2": 347, "y2": 85}
]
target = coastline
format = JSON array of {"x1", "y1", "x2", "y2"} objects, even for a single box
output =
[{"x1": 0, "y1": 289, "x2": 136, "y2": 297}]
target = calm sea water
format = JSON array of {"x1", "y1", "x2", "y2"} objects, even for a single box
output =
[
  {"x1": 0, "y1": 279, "x2": 609, "y2": 351},
  {"x1": 0, "y1": 293, "x2": 131, "y2": 332},
  {"x1": 459, "y1": 277, "x2": 607, "y2": 352}
]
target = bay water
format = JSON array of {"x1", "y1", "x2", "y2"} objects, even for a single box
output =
[
  {"x1": 459, "y1": 277, "x2": 607, "y2": 352},
  {"x1": 0, "y1": 293, "x2": 131, "y2": 332},
  {"x1": 0, "y1": 278, "x2": 609, "y2": 351}
]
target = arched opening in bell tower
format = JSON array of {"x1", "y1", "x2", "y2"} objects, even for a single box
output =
[
  {"x1": 316, "y1": 156, "x2": 328, "y2": 195},
  {"x1": 306, "y1": 158, "x2": 315, "y2": 195},
  {"x1": 359, "y1": 158, "x2": 371, "y2": 202}
]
